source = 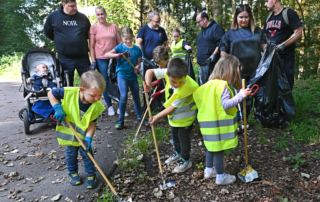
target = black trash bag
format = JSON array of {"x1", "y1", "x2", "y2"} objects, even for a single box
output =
[
  {"x1": 198, "y1": 53, "x2": 219, "y2": 86},
  {"x1": 247, "y1": 42, "x2": 295, "y2": 127},
  {"x1": 141, "y1": 57, "x2": 165, "y2": 112},
  {"x1": 185, "y1": 52, "x2": 196, "y2": 81},
  {"x1": 107, "y1": 58, "x2": 120, "y2": 102}
]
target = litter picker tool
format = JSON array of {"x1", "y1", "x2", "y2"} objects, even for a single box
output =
[
  {"x1": 132, "y1": 85, "x2": 159, "y2": 144},
  {"x1": 50, "y1": 116, "x2": 127, "y2": 202},
  {"x1": 276, "y1": 30, "x2": 299, "y2": 50},
  {"x1": 121, "y1": 53, "x2": 171, "y2": 190},
  {"x1": 238, "y1": 79, "x2": 259, "y2": 183},
  {"x1": 234, "y1": 90, "x2": 243, "y2": 133}
]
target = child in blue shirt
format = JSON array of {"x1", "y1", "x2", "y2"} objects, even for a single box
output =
[{"x1": 105, "y1": 27, "x2": 147, "y2": 129}]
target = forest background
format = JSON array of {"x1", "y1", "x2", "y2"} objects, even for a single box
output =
[{"x1": 0, "y1": 0, "x2": 319, "y2": 80}]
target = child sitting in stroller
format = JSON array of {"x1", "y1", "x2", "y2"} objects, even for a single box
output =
[{"x1": 27, "y1": 63, "x2": 57, "y2": 91}]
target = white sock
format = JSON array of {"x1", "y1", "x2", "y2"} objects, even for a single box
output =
[
  {"x1": 206, "y1": 167, "x2": 213, "y2": 172},
  {"x1": 217, "y1": 173, "x2": 225, "y2": 179}
]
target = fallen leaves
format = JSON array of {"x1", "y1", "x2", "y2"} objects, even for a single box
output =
[
  {"x1": 271, "y1": 187, "x2": 281, "y2": 195},
  {"x1": 33, "y1": 176, "x2": 45, "y2": 184},
  {"x1": 51, "y1": 177, "x2": 65, "y2": 184},
  {"x1": 262, "y1": 181, "x2": 276, "y2": 186},
  {"x1": 50, "y1": 194, "x2": 62, "y2": 201}
]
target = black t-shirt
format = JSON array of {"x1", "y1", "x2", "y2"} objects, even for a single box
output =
[
  {"x1": 263, "y1": 8, "x2": 302, "y2": 58},
  {"x1": 219, "y1": 27, "x2": 267, "y2": 78},
  {"x1": 52, "y1": 88, "x2": 97, "y2": 122}
]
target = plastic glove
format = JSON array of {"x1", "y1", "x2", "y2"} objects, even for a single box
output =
[
  {"x1": 152, "y1": 79, "x2": 162, "y2": 88},
  {"x1": 209, "y1": 53, "x2": 217, "y2": 63},
  {"x1": 119, "y1": 51, "x2": 130, "y2": 58},
  {"x1": 88, "y1": 62, "x2": 97, "y2": 70},
  {"x1": 151, "y1": 91, "x2": 163, "y2": 100},
  {"x1": 52, "y1": 103, "x2": 66, "y2": 123},
  {"x1": 84, "y1": 136, "x2": 92, "y2": 153},
  {"x1": 276, "y1": 44, "x2": 285, "y2": 53},
  {"x1": 187, "y1": 48, "x2": 193, "y2": 53},
  {"x1": 134, "y1": 66, "x2": 140, "y2": 74}
]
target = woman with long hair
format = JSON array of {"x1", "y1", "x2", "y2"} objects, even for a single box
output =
[{"x1": 219, "y1": 4, "x2": 266, "y2": 129}]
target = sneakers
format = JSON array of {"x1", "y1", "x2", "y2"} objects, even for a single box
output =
[
  {"x1": 204, "y1": 168, "x2": 217, "y2": 179},
  {"x1": 165, "y1": 152, "x2": 180, "y2": 164},
  {"x1": 173, "y1": 159, "x2": 192, "y2": 173},
  {"x1": 115, "y1": 121, "x2": 124, "y2": 129},
  {"x1": 137, "y1": 118, "x2": 149, "y2": 125},
  {"x1": 68, "y1": 172, "x2": 81, "y2": 185},
  {"x1": 108, "y1": 106, "x2": 115, "y2": 116},
  {"x1": 86, "y1": 173, "x2": 97, "y2": 189},
  {"x1": 215, "y1": 173, "x2": 236, "y2": 185},
  {"x1": 117, "y1": 108, "x2": 129, "y2": 117}
]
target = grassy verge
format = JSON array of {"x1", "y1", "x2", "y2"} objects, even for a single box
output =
[{"x1": 0, "y1": 52, "x2": 24, "y2": 80}]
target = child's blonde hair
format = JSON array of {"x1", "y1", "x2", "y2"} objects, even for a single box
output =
[
  {"x1": 121, "y1": 27, "x2": 134, "y2": 38},
  {"x1": 208, "y1": 54, "x2": 241, "y2": 89},
  {"x1": 153, "y1": 46, "x2": 169, "y2": 63},
  {"x1": 81, "y1": 71, "x2": 106, "y2": 92}
]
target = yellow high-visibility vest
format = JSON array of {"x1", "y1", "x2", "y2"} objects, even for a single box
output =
[
  {"x1": 163, "y1": 71, "x2": 199, "y2": 127},
  {"x1": 56, "y1": 87, "x2": 105, "y2": 146},
  {"x1": 170, "y1": 39, "x2": 187, "y2": 59},
  {"x1": 193, "y1": 79, "x2": 238, "y2": 152}
]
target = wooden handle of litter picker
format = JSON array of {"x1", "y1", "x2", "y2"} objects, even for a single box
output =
[
  {"x1": 134, "y1": 85, "x2": 158, "y2": 138},
  {"x1": 242, "y1": 79, "x2": 248, "y2": 165},
  {"x1": 143, "y1": 82, "x2": 163, "y2": 173},
  {"x1": 276, "y1": 30, "x2": 299, "y2": 50},
  {"x1": 121, "y1": 53, "x2": 145, "y2": 80},
  {"x1": 64, "y1": 119, "x2": 118, "y2": 195}
]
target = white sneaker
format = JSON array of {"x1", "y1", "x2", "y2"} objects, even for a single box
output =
[
  {"x1": 117, "y1": 108, "x2": 128, "y2": 117},
  {"x1": 173, "y1": 160, "x2": 192, "y2": 173},
  {"x1": 108, "y1": 106, "x2": 115, "y2": 116},
  {"x1": 204, "y1": 168, "x2": 217, "y2": 179},
  {"x1": 215, "y1": 173, "x2": 236, "y2": 185},
  {"x1": 241, "y1": 124, "x2": 249, "y2": 130},
  {"x1": 165, "y1": 152, "x2": 180, "y2": 164}
]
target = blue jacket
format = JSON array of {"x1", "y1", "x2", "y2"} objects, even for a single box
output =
[{"x1": 196, "y1": 19, "x2": 225, "y2": 65}]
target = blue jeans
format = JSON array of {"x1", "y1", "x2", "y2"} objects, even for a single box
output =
[
  {"x1": 96, "y1": 59, "x2": 112, "y2": 107},
  {"x1": 206, "y1": 150, "x2": 224, "y2": 174},
  {"x1": 117, "y1": 76, "x2": 142, "y2": 121},
  {"x1": 66, "y1": 146, "x2": 95, "y2": 174}
]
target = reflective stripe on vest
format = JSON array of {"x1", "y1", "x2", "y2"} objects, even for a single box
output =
[
  {"x1": 171, "y1": 102, "x2": 195, "y2": 115},
  {"x1": 173, "y1": 55, "x2": 186, "y2": 59},
  {"x1": 171, "y1": 39, "x2": 187, "y2": 59},
  {"x1": 56, "y1": 131, "x2": 79, "y2": 142},
  {"x1": 202, "y1": 131, "x2": 237, "y2": 142},
  {"x1": 170, "y1": 109, "x2": 197, "y2": 121},
  {"x1": 199, "y1": 117, "x2": 237, "y2": 128},
  {"x1": 173, "y1": 51, "x2": 186, "y2": 53}
]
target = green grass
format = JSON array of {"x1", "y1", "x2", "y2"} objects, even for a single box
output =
[
  {"x1": 285, "y1": 153, "x2": 306, "y2": 169},
  {"x1": 275, "y1": 132, "x2": 288, "y2": 150},
  {"x1": 312, "y1": 151, "x2": 320, "y2": 158},
  {"x1": 0, "y1": 52, "x2": 24, "y2": 80},
  {"x1": 258, "y1": 133, "x2": 268, "y2": 146},
  {"x1": 95, "y1": 187, "x2": 116, "y2": 202}
]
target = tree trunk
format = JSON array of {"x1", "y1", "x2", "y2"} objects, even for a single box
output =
[
  {"x1": 232, "y1": 0, "x2": 236, "y2": 15},
  {"x1": 212, "y1": 0, "x2": 222, "y2": 23}
]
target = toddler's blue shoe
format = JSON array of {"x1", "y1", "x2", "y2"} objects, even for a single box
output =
[
  {"x1": 86, "y1": 173, "x2": 97, "y2": 189},
  {"x1": 115, "y1": 121, "x2": 124, "y2": 129},
  {"x1": 68, "y1": 172, "x2": 81, "y2": 185},
  {"x1": 137, "y1": 118, "x2": 149, "y2": 125},
  {"x1": 169, "y1": 139, "x2": 174, "y2": 143}
]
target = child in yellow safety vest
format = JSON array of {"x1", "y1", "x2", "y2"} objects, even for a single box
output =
[
  {"x1": 145, "y1": 58, "x2": 199, "y2": 173},
  {"x1": 169, "y1": 28, "x2": 192, "y2": 59},
  {"x1": 193, "y1": 54, "x2": 252, "y2": 185},
  {"x1": 48, "y1": 71, "x2": 106, "y2": 189}
]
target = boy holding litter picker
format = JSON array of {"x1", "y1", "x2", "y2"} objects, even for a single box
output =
[
  {"x1": 48, "y1": 71, "x2": 106, "y2": 189},
  {"x1": 145, "y1": 58, "x2": 199, "y2": 172}
]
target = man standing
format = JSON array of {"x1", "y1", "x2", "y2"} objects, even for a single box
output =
[
  {"x1": 137, "y1": 11, "x2": 169, "y2": 61},
  {"x1": 264, "y1": 0, "x2": 302, "y2": 90},
  {"x1": 44, "y1": 0, "x2": 91, "y2": 86},
  {"x1": 196, "y1": 12, "x2": 225, "y2": 85}
]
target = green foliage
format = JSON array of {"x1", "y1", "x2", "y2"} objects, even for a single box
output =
[
  {"x1": 195, "y1": 162, "x2": 204, "y2": 169},
  {"x1": 95, "y1": 187, "x2": 116, "y2": 202},
  {"x1": 0, "y1": 52, "x2": 24, "y2": 79},
  {"x1": 275, "y1": 133, "x2": 288, "y2": 150},
  {"x1": 258, "y1": 133, "x2": 268, "y2": 146},
  {"x1": 285, "y1": 153, "x2": 306, "y2": 168},
  {"x1": 312, "y1": 151, "x2": 320, "y2": 158},
  {"x1": 275, "y1": 194, "x2": 290, "y2": 202},
  {"x1": 146, "y1": 127, "x2": 170, "y2": 143},
  {"x1": 136, "y1": 172, "x2": 149, "y2": 184}
]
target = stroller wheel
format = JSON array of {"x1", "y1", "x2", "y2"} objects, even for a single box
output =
[
  {"x1": 23, "y1": 111, "x2": 31, "y2": 134},
  {"x1": 19, "y1": 108, "x2": 28, "y2": 121}
]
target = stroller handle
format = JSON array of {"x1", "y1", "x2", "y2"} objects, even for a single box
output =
[{"x1": 21, "y1": 73, "x2": 44, "y2": 94}]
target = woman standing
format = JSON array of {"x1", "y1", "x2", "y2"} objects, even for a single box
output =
[
  {"x1": 219, "y1": 4, "x2": 266, "y2": 129},
  {"x1": 89, "y1": 6, "x2": 122, "y2": 116}
]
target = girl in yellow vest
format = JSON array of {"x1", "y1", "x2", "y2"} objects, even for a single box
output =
[
  {"x1": 193, "y1": 54, "x2": 252, "y2": 185},
  {"x1": 145, "y1": 58, "x2": 199, "y2": 173},
  {"x1": 169, "y1": 28, "x2": 192, "y2": 59},
  {"x1": 48, "y1": 71, "x2": 106, "y2": 189}
]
